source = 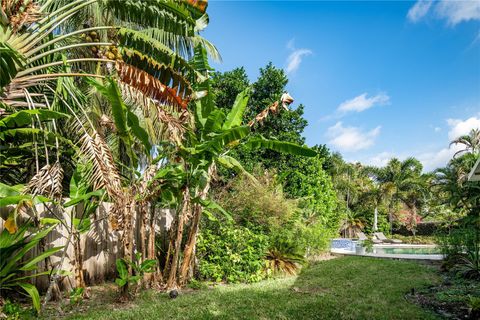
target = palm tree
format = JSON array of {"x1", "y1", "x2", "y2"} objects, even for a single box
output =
[
  {"x1": 451, "y1": 128, "x2": 480, "y2": 157},
  {"x1": 359, "y1": 180, "x2": 395, "y2": 231},
  {"x1": 340, "y1": 210, "x2": 365, "y2": 238},
  {"x1": 1, "y1": 0, "x2": 220, "y2": 296},
  {"x1": 366, "y1": 158, "x2": 425, "y2": 233}
]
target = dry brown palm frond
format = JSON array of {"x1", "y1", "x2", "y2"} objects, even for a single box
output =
[
  {"x1": 78, "y1": 130, "x2": 122, "y2": 196},
  {"x1": 116, "y1": 61, "x2": 190, "y2": 111},
  {"x1": 119, "y1": 82, "x2": 188, "y2": 144},
  {"x1": 77, "y1": 130, "x2": 127, "y2": 230},
  {"x1": 139, "y1": 165, "x2": 157, "y2": 192},
  {"x1": 23, "y1": 161, "x2": 63, "y2": 198}
]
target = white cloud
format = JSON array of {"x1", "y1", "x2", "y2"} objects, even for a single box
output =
[
  {"x1": 362, "y1": 152, "x2": 397, "y2": 167},
  {"x1": 359, "y1": 115, "x2": 480, "y2": 172},
  {"x1": 284, "y1": 39, "x2": 312, "y2": 74},
  {"x1": 327, "y1": 122, "x2": 381, "y2": 152},
  {"x1": 337, "y1": 92, "x2": 390, "y2": 113},
  {"x1": 285, "y1": 49, "x2": 312, "y2": 74},
  {"x1": 417, "y1": 144, "x2": 464, "y2": 172},
  {"x1": 408, "y1": 0, "x2": 480, "y2": 25},
  {"x1": 436, "y1": 0, "x2": 480, "y2": 25},
  {"x1": 407, "y1": 0, "x2": 433, "y2": 22},
  {"x1": 446, "y1": 116, "x2": 480, "y2": 140},
  {"x1": 417, "y1": 116, "x2": 480, "y2": 170}
]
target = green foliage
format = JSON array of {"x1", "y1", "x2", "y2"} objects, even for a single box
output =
[
  {"x1": 265, "y1": 234, "x2": 305, "y2": 276},
  {"x1": 115, "y1": 253, "x2": 157, "y2": 289},
  {"x1": 0, "y1": 223, "x2": 62, "y2": 313},
  {"x1": 437, "y1": 220, "x2": 480, "y2": 279},
  {"x1": 215, "y1": 170, "x2": 298, "y2": 231},
  {"x1": 361, "y1": 239, "x2": 374, "y2": 253},
  {"x1": 468, "y1": 296, "x2": 480, "y2": 313},
  {"x1": 69, "y1": 287, "x2": 85, "y2": 305},
  {"x1": 0, "y1": 42, "x2": 23, "y2": 91},
  {"x1": 186, "y1": 279, "x2": 209, "y2": 290},
  {"x1": 2, "y1": 300, "x2": 21, "y2": 319},
  {"x1": 197, "y1": 222, "x2": 269, "y2": 283}
]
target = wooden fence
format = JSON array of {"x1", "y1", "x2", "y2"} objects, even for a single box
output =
[{"x1": 0, "y1": 202, "x2": 174, "y2": 291}]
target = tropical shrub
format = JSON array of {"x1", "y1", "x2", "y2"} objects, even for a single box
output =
[
  {"x1": 0, "y1": 223, "x2": 62, "y2": 313},
  {"x1": 115, "y1": 252, "x2": 157, "y2": 295},
  {"x1": 437, "y1": 221, "x2": 480, "y2": 279},
  {"x1": 265, "y1": 233, "x2": 305, "y2": 276},
  {"x1": 197, "y1": 223, "x2": 268, "y2": 283},
  {"x1": 215, "y1": 170, "x2": 298, "y2": 232}
]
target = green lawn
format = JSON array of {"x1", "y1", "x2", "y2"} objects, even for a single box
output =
[{"x1": 58, "y1": 256, "x2": 440, "y2": 320}]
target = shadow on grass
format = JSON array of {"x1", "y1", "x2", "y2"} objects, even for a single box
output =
[{"x1": 64, "y1": 256, "x2": 440, "y2": 320}]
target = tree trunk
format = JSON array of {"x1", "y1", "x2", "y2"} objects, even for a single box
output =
[
  {"x1": 73, "y1": 232, "x2": 85, "y2": 288},
  {"x1": 139, "y1": 205, "x2": 147, "y2": 261},
  {"x1": 165, "y1": 187, "x2": 189, "y2": 289},
  {"x1": 179, "y1": 164, "x2": 214, "y2": 285},
  {"x1": 178, "y1": 203, "x2": 201, "y2": 285},
  {"x1": 120, "y1": 197, "x2": 135, "y2": 297},
  {"x1": 145, "y1": 201, "x2": 162, "y2": 286}
]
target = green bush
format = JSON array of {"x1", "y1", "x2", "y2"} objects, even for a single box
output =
[
  {"x1": 0, "y1": 223, "x2": 62, "y2": 313},
  {"x1": 437, "y1": 222, "x2": 480, "y2": 279},
  {"x1": 197, "y1": 223, "x2": 269, "y2": 283},
  {"x1": 215, "y1": 171, "x2": 298, "y2": 232}
]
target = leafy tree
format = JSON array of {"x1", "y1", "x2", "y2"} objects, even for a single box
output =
[{"x1": 210, "y1": 64, "x2": 338, "y2": 234}]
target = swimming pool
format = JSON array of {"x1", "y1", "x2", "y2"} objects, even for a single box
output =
[
  {"x1": 330, "y1": 239, "x2": 443, "y2": 260},
  {"x1": 372, "y1": 247, "x2": 441, "y2": 255}
]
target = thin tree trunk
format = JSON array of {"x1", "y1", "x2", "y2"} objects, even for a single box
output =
[
  {"x1": 120, "y1": 197, "x2": 135, "y2": 297},
  {"x1": 145, "y1": 201, "x2": 162, "y2": 286},
  {"x1": 179, "y1": 164, "x2": 214, "y2": 285},
  {"x1": 179, "y1": 203, "x2": 201, "y2": 285},
  {"x1": 165, "y1": 187, "x2": 189, "y2": 289},
  {"x1": 73, "y1": 232, "x2": 85, "y2": 288}
]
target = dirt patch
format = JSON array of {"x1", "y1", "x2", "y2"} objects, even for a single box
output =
[
  {"x1": 308, "y1": 253, "x2": 338, "y2": 262},
  {"x1": 40, "y1": 284, "x2": 138, "y2": 319}
]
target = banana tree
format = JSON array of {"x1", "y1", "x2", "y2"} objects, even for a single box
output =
[{"x1": 160, "y1": 48, "x2": 316, "y2": 287}]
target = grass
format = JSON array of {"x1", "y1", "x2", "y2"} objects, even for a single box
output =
[{"x1": 49, "y1": 256, "x2": 440, "y2": 320}]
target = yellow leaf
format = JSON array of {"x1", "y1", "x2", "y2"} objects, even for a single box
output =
[{"x1": 4, "y1": 216, "x2": 18, "y2": 234}]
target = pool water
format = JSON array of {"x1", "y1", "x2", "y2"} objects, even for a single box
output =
[{"x1": 373, "y1": 247, "x2": 441, "y2": 255}]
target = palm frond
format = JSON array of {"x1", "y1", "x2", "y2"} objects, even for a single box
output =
[
  {"x1": 23, "y1": 161, "x2": 63, "y2": 198},
  {"x1": 116, "y1": 60, "x2": 190, "y2": 110}
]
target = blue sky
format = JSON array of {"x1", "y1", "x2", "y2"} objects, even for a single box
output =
[{"x1": 203, "y1": 0, "x2": 480, "y2": 171}]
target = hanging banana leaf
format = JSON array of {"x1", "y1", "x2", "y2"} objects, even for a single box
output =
[{"x1": 246, "y1": 137, "x2": 317, "y2": 157}]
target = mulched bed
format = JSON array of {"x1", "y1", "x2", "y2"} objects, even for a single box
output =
[{"x1": 406, "y1": 272, "x2": 480, "y2": 319}]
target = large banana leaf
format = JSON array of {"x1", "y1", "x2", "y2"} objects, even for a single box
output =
[
  {"x1": 195, "y1": 126, "x2": 250, "y2": 154},
  {"x1": 203, "y1": 109, "x2": 225, "y2": 135},
  {"x1": 0, "y1": 109, "x2": 69, "y2": 129},
  {"x1": 88, "y1": 77, "x2": 151, "y2": 159},
  {"x1": 246, "y1": 137, "x2": 317, "y2": 157},
  {"x1": 104, "y1": 0, "x2": 201, "y2": 37},
  {"x1": 222, "y1": 88, "x2": 250, "y2": 130},
  {"x1": 217, "y1": 155, "x2": 257, "y2": 183}
]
